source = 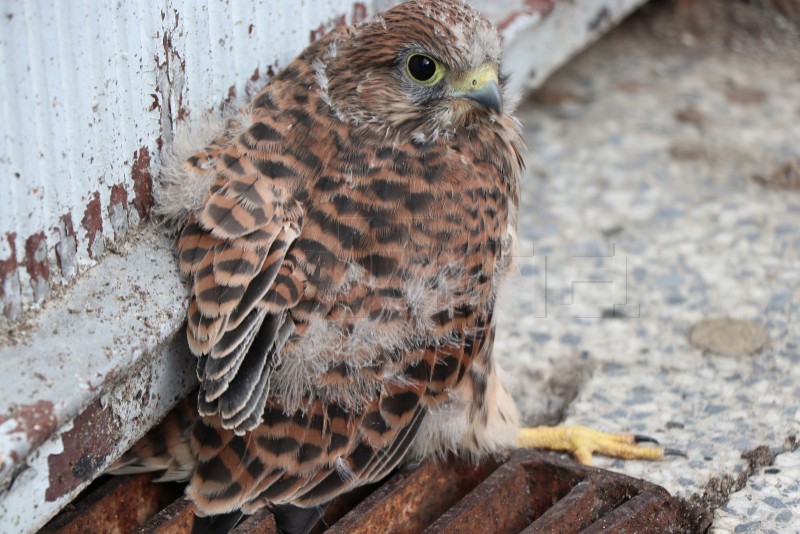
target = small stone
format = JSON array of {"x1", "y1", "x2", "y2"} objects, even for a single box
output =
[
  {"x1": 668, "y1": 139, "x2": 707, "y2": 161},
  {"x1": 725, "y1": 86, "x2": 767, "y2": 105},
  {"x1": 689, "y1": 317, "x2": 769, "y2": 356},
  {"x1": 734, "y1": 521, "x2": 762, "y2": 533},
  {"x1": 753, "y1": 159, "x2": 800, "y2": 190},
  {"x1": 763, "y1": 496, "x2": 786, "y2": 509},
  {"x1": 674, "y1": 105, "x2": 705, "y2": 126}
]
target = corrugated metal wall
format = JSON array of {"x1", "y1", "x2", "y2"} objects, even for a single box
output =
[{"x1": 0, "y1": 0, "x2": 375, "y2": 322}]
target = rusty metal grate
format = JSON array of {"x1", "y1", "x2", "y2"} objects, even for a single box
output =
[{"x1": 42, "y1": 448, "x2": 711, "y2": 533}]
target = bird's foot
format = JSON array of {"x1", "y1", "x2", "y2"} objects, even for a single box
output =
[{"x1": 518, "y1": 425, "x2": 681, "y2": 465}]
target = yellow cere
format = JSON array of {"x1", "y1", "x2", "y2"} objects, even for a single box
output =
[{"x1": 453, "y1": 63, "x2": 498, "y2": 94}]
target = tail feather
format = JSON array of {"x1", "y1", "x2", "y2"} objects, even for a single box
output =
[
  {"x1": 108, "y1": 397, "x2": 326, "y2": 534},
  {"x1": 106, "y1": 398, "x2": 198, "y2": 482}
]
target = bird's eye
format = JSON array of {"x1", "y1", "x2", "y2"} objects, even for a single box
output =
[{"x1": 406, "y1": 54, "x2": 444, "y2": 85}]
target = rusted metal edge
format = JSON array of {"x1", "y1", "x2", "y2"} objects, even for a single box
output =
[
  {"x1": 423, "y1": 456, "x2": 532, "y2": 533},
  {"x1": 231, "y1": 507, "x2": 279, "y2": 534},
  {"x1": 327, "y1": 455, "x2": 502, "y2": 534},
  {"x1": 39, "y1": 474, "x2": 183, "y2": 534},
  {"x1": 74, "y1": 448, "x2": 710, "y2": 533},
  {"x1": 138, "y1": 497, "x2": 196, "y2": 534}
]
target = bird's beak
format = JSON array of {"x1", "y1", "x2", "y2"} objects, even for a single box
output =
[{"x1": 453, "y1": 64, "x2": 503, "y2": 114}]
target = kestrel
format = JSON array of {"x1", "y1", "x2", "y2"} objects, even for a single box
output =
[{"x1": 111, "y1": 1, "x2": 664, "y2": 532}]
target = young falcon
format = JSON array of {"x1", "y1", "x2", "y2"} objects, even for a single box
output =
[{"x1": 111, "y1": 0, "x2": 663, "y2": 531}]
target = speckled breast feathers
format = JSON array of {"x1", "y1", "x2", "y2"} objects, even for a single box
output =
[{"x1": 164, "y1": 0, "x2": 524, "y2": 515}]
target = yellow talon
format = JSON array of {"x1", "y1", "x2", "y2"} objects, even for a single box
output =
[{"x1": 518, "y1": 425, "x2": 665, "y2": 465}]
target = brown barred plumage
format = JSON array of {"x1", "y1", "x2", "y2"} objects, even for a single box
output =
[{"x1": 112, "y1": 0, "x2": 529, "y2": 529}]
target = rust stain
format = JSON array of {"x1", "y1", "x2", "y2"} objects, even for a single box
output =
[
  {"x1": 0, "y1": 400, "x2": 57, "y2": 451},
  {"x1": 151, "y1": 35, "x2": 167, "y2": 152},
  {"x1": 498, "y1": 0, "x2": 557, "y2": 31},
  {"x1": 675, "y1": 106, "x2": 706, "y2": 127},
  {"x1": 328, "y1": 455, "x2": 499, "y2": 533},
  {"x1": 753, "y1": 159, "x2": 800, "y2": 190},
  {"x1": 309, "y1": 23, "x2": 327, "y2": 42},
  {"x1": 310, "y1": 11, "x2": 352, "y2": 43},
  {"x1": 171, "y1": 32, "x2": 189, "y2": 122},
  {"x1": 51, "y1": 427, "x2": 712, "y2": 532},
  {"x1": 150, "y1": 68, "x2": 164, "y2": 151},
  {"x1": 81, "y1": 192, "x2": 103, "y2": 258},
  {"x1": 160, "y1": 35, "x2": 171, "y2": 80},
  {"x1": 326, "y1": 450, "x2": 711, "y2": 533},
  {"x1": 24, "y1": 231, "x2": 50, "y2": 284},
  {"x1": 175, "y1": 95, "x2": 189, "y2": 122},
  {"x1": 149, "y1": 93, "x2": 160, "y2": 112},
  {"x1": 524, "y1": 0, "x2": 557, "y2": 14},
  {"x1": 352, "y1": 2, "x2": 368, "y2": 24},
  {"x1": 227, "y1": 84, "x2": 237, "y2": 103},
  {"x1": 132, "y1": 147, "x2": 154, "y2": 219},
  {"x1": 46, "y1": 400, "x2": 119, "y2": 502},
  {"x1": 139, "y1": 497, "x2": 197, "y2": 533},
  {"x1": 0, "y1": 232, "x2": 18, "y2": 307},
  {"x1": 56, "y1": 214, "x2": 76, "y2": 276},
  {"x1": 497, "y1": 11, "x2": 523, "y2": 31},
  {"x1": 231, "y1": 508, "x2": 278, "y2": 533},
  {"x1": 616, "y1": 80, "x2": 651, "y2": 93},
  {"x1": 108, "y1": 184, "x2": 130, "y2": 239},
  {"x1": 725, "y1": 86, "x2": 767, "y2": 105},
  {"x1": 109, "y1": 184, "x2": 129, "y2": 212},
  {"x1": 159, "y1": 16, "x2": 188, "y2": 123},
  {"x1": 39, "y1": 474, "x2": 183, "y2": 534}
]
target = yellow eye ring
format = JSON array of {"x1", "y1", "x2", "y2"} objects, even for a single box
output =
[{"x1": 405, "y1": 54, "x2": 445, "y2": 86}]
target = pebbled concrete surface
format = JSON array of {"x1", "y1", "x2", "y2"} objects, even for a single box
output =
[
  {"x1": 495, "y1": 1, "x2": 800, "y2": 531},
  {"x1": 715, "y1": 445, "x2": 800, "y2": 533}
]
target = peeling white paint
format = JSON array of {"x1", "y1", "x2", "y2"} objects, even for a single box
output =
[
  {"x1": 494, "y1": 0, "x2": 649, "y2": 96},
  {"x1": 0, "y1": 0, "x2": 378, "y2": 323},
  {"x1": 0, "y1": 228, "x2": 197, "y2": 533}
]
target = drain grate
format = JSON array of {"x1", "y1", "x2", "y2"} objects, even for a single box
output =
[{"x1": 43, "y1": 448, "x2": 711, "y2": 533}]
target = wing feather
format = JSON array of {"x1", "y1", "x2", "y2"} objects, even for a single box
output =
[
  {"x1": 179, "y1": 128, "x2": 306, "y2": 433},
  {"x1": 203, "y1": 309, "x2": 266, "y2": 390}
]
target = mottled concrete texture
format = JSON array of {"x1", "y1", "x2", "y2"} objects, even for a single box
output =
[{"x1": 496, "y1": 2, "x2": 800, "y2": 532}]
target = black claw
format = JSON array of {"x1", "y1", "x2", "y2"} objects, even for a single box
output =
[
  {"x1": 633, "y1": 434, "x2": 660, "y2": 445},
  {"x1": 664, "y1": 447, "x2": 687, "y2": 457}
]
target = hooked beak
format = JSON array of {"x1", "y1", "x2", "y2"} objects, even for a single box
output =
[{"x1": 453, "y1": 64, "x2": 503, "y2": 114}]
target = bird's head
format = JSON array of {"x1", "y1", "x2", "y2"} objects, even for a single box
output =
[{"x1": 318, "y1": 0, "x2": 510, "y2": 142}]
